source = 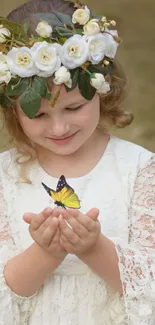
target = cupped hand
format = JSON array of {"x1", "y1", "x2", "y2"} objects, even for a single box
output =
[
  {"x1": 58, "y1": 208, "x2": 101, "y2": 255},
  {"x1": 23, "y1": 207, "x2": 68, "y2": 259}
]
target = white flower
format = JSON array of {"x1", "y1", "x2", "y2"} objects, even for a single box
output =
[
  {"x1": 90, "y1": 73, "x2": 110, "y2": 94},
  {"x1": 83, "y1": 19, "x2": 100, "y2": 36},
  {"x1": 61, "y1": 35, "x2": 88, "y2": 69},
  {"x1": 36, "y1": 21, "x2": 53, "y2": 38},
  {"x1": 53, "y1": 66, "x2": 72, "y2": 88},
  {"x1": 0, "y1": 52, "x2": 11, "y2": 84},
  {"x1": 31, "y1": 41, "x2": 61, "y2": 77},
  {"x1": 84, "y1": 33, "x2": 106, "y2": 64},
  {"x1": 103, "y1": 29, "x2": 119, "y2": 58},
  {"x1": 0, "y1": 24, "x2": 11, "y2": 43},
  {"x1": 72, "y1": 6, "x2": 90, "y2": 25},
  {"x1": 6, "y1": 47, "x2": 38, "y2": 78}
]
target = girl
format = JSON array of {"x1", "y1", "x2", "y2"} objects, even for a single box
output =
[{"x1": 0, "y1": 0, "x2": 154, "y2": 324}]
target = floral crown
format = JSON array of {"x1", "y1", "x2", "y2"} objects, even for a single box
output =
[{"x1": 0, "y1": 0, "x2": 121, "y2": 119}]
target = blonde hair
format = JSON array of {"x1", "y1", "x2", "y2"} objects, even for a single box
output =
[{"x1": 0, "y1": 0, "x2": 133, "y2": 184}]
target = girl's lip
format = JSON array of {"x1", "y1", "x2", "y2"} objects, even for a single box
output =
[
  {"x1": 50, "y1": 134, "x2": 75, "y2": 140},
  {"x1": 47, "y1": 132, "x2": 78, "y2": 145}
]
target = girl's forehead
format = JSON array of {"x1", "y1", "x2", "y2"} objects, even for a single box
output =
[{"x1": 50, "y1": 83, "x2": 87, "y2": 106}]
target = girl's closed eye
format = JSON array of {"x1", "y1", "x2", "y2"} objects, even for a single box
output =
[
  {"x1": 34, "y1": 105, "x2": 83, "y2": 118},
  {"x1": 66, "y1": 105, "x2": 83, "y2": 111},
  {"x1": 35, "y1": 113, "x2": 45, "y2": 119}
]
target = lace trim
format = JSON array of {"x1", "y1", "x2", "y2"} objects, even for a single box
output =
[{"x1": 115, "y1": 155, "x2": 155, "y2": 325}]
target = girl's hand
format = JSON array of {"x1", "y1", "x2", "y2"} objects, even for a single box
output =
[
  {"x1": 59, "y1": 208, "x2": 101, "y2": 255},
  {"x1": 23, "y1": 207, "x2": 67, "y2": 259}
]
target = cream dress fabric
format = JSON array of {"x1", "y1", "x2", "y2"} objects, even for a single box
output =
[{"x1": 0, "y1": 135, "x2": 155, "y2": 325}]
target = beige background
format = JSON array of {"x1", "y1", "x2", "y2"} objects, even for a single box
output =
[{"x1": 0, "y1": 0, "x2": 155, "y2": 152}]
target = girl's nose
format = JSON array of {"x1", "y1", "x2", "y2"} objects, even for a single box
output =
[{"x1": 48, "y1": 115, "x2": 70, "y2": 137}]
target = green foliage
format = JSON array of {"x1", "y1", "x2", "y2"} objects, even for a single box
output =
[
  {"x1": 65, "y1": 68, "x2": 80, "y2": 92},
  {"x1": 4, "y1": 78, "x2": 29, "y2": 97},
  {"x1": 32, "y1": 77, "x2": 51, "y2": 100},
  {"x1": 0, "y1": 17, "x2": 28, "y2": 41},
  {"x1": 0, "y1": 88, "x2": 15, "y2": 110},
  {"x1": 78, "y1": 70, "x2": 96, "y2": 100},
  {"x1": 19, "y1": 88, "x2": 41, "y2": 119},
  {"x1": 88, "y1": 63, "x2": 107, "y2": 76}
]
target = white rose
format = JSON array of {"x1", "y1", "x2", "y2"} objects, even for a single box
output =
[
  {"x1": 90, "y1": 73, "x2": 110, "y2": 94},
  {"x1": 6, "y1": 47, "x2": 37, "y2": 78},
  {"x1": 103, "y1": 29, "x2": 119, "y2": 58},
  {"x1": 72, "y1": 6, "x2": 90, "y2": 25},
  {"x1": 83, "y1": 19, "x2": 100, "y2": 36},
  {"x1": 61, "y1": 35, "x2": 88, "y2": 69},
  {"x1": 0, "y1": 52, "x2": 11, "y2": 84},
  {"x1": 36, "y1": 21, "x2": 53, "y2": 38},
  {"x1": 31, "y1": 41, "x2": 61, "y2": 77},
  {"x1": 0, "y1": 24, "x2": 11, "y2": 43},
  {"x1": 84, "y1": 33, "x2": 106, "y2": 64},
  {"x1": 53, "y1": 66, "x2": 72, "y2": 88}
]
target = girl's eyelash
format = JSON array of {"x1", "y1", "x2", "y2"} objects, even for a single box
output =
[
  {"x1": 35, "y1": 105, "x2": 83, "y2": 118},
  {"x1": 35, "y1": 113, "x2": 45, "y2": 118},
  {"x1": 66, "y1": 105, "x2": 82, "y2": 111}
]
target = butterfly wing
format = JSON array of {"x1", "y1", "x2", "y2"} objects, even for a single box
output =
[
  {"x1": 41, "y1": 176, "x2": 81, "y2": 209},
  {"x1": 60, "y1": 186, "x2": 81, "y2": 209},
  {"x1": 57, "y1": 175, "x2": 81, "y2": 209}
]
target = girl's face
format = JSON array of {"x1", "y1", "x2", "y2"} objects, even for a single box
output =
[{"x1": 16, "y1": 84, "x2": 100, "y2": 156}]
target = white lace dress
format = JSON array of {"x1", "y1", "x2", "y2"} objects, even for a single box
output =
[{"x1": 0, "y1": 135, "x2": 155, "y2": 325}]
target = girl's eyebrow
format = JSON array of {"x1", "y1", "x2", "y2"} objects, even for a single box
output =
[{"x1": 69, "y1": 99, "x2": 88, "y2": 106}]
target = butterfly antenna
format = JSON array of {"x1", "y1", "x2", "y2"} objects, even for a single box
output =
[{"x1": 41, "y1": 182, "x2": 52, "y2": 196}]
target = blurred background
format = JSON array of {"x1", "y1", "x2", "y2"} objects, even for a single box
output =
[{"x1": 0, "y1": 0, "x2": 154, "y2": 152}]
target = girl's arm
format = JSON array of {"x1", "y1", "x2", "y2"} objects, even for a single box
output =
[
  {"x1": 77, "y1": 234, "x2": 123, "y2": 294},
  {"x1": 4, "y1": 242, "x2": 64, "y2": 297}
]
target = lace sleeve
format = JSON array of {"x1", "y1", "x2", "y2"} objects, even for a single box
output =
[
  {"x1": 0, "y1": 177, "x2": 37, "y2": 325},
  {"x1": 115, "y1": 154, "x2": 155, "y2": 325}
]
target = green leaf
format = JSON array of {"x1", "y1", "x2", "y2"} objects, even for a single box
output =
[
  {"x1": 74, "y1": 28, "x2": 83, "y2": 35},
  {"x1": 22, "y1": 20, "x2": 29, "y2": 35},
  {"x1": 44, "y1": 87, "x2": 52, "y2": 100},
  {"x1": 34, "y1": 13, "x2": 63, "y2": 28},
  {"x1": 4, "y1": 78, "x2": 29, "y2": 97},
  {"x1": 0, "y1": 89, "x2": 15, "y2": 110},
  {"x1": 32, "y1": 77, "x2": 46, "y2": 97},
  {"x1": 55, "y1": 27, "x2": 73, "y2": 37},
  {"x1": 52, "y1": 10, "x2": 73, "y2": 26},
  {"x1": 19, "y1": 88, "x2": 41, "y2": 119},
  {"x1": 0, "y1": 17, "x2": 28, "y2": 41},
  {"x1": 89, "y1": 10, "x2": 103, "y2": 20},
  {"x1": 32, "y1": 77, "x2": 52, "y2": 100},
  {"x1": 88, "y1": 63, "x2": 107, "y2": 76},
  {"x1": 78, "y1": 71, "x2": 96, "y2": 100},
  {"x1": 65, "y1": 68, "x2": 79, "y2": 92}
]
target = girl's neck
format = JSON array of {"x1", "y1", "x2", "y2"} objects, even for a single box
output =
[{"x1": 35, "y1": 130, "x2": 110, "y2": 178}]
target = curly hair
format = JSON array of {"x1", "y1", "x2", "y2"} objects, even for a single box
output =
[{"x1": 0, "y1": 0, "x2": 133, "y2": 184}]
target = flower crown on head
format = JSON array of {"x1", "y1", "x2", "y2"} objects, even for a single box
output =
[{"x1": 0, "y1": 0, "x2": 121, "y2": 119}]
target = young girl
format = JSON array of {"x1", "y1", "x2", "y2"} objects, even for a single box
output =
[{"x1": 0, "y1": 0, "x2": 154, "y2": 324}]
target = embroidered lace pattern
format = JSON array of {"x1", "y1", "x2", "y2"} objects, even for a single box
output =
[
  {"x1": 0, "y1": 153, "x2": 37, "y2": 325},
  {"x1": 115, "y1": 155, "x2": 155, "y2": 325}
]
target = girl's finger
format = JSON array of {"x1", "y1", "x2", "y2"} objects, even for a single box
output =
[
  {"x1": 24, "y1": 207, "x2": 53, "y2": 228},
  {"x1": 62, "y1": 209, "x2": 95, "y2": 232},
  {"x1": 60, "y1": 210, "x2": 87, "y2": 238},
  {"x1": 59, "y1": 215, "x2": 80, "y2": 245},
  {"x1": 42, "y1": 217, "x2": 59, "y2": 246},
  {"x1": 60, "y1": 234, "x2": 74, "y2": 254}
]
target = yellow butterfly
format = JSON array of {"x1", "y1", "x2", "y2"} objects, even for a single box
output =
[{"x1": 41, "y1": 175, "x2": 81, "y2": 209}]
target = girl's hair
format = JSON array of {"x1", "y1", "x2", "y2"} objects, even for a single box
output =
[{"x1": 0, "y1": 0, "x2": 133, "y2": 184}]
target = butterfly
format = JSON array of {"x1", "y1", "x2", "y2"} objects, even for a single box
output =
[{"x1": 41, "y1": 175, "x2": 81, "y2": 209}]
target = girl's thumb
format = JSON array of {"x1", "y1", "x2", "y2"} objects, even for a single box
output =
[
  {"x1": 23, "y1": 213, "x2": 34, "y2": 224},
  {"x1": 86, "y1": 208, "x2": 100, "y2": 220}
]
